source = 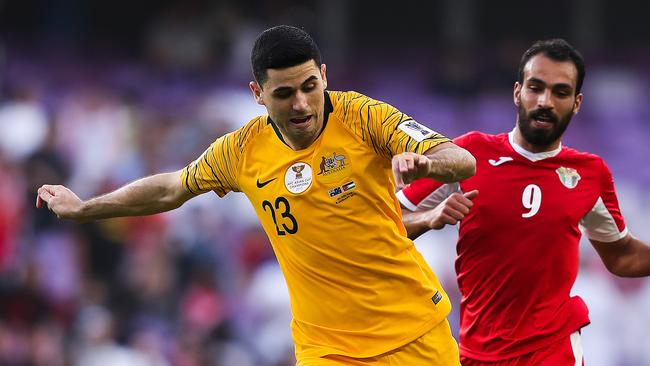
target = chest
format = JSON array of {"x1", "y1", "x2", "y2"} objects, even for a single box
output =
[
  {"x1": 462, "y1": 153, "x2": 600, "y2": 226},
  {"x1": 238, "y1": 123, "x2": 393, "y2": 234}
]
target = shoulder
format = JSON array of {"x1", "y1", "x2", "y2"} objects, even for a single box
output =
[
  {"x1": 453, "y1": 130, "x2": 504, "y2": 148},
  {"x1": 328, "y1": 90, "x2": 386, "y2": 115},
  {"x1": 560, "y1": 146, "x2": 606, "y2": 166},
  {"x1": 328, "y1": 90, "x2": 375, "y2": 105},
  {"x1": 224, "y1": 115, "x2": 272, "y2": 152},
  {"x1": 559, "y1": 146, "x2": 611, "y2": 183}
]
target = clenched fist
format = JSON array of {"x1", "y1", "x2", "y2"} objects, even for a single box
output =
[
  {"x1": 392, "y1": 152, "x2": 431, "y2": 189},
  {"x1": 36, "y1": 185, "x2": 84, "y2": 220}
]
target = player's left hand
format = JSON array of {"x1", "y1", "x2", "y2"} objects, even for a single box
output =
[{"x1": 392, "y1": 152, "x2": 430, "y2": 189}]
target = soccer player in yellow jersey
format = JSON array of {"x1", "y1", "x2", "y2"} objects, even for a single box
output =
[{"x1": 36, "y1": 25, "x2": 476, "y2": 365}]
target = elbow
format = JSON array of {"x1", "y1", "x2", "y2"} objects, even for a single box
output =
[
  {"x1": 604, "y1": 262, "x2": 626, "y2": 277},
  {"x1": 602, "y1": 258, "x2": 637, "y2": 278},
  {"x1": 457, "y1": 152, "x2": 477, "y2": 181}
]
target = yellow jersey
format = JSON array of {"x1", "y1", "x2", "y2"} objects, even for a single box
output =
[{"x1": 181, "y1": 91, "x2": 452, "y2": 358}]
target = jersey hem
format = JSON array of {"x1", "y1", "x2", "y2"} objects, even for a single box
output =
[
  {"x1": 396, "y1": 190, "x2": 418, "y2": 211},
  {"x1": 459, "y1": 321, "x2": 590, "y2": 361},
  {"x1": 296, "y1": 315, "x2": 447, "y2": 360}
]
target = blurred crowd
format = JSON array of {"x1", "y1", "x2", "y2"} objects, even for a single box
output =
[{"x1": 1, "y1": 2, "x2": 650, "y2": 366}]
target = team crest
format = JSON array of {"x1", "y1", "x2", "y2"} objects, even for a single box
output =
[
  {"x1": 556, "y1": 167, "x2": 581, "y2": 189},
  {"x1": 285, "y1": 162, "x2": 313, "y2": 194},
  {"x1": 318, "y1": 152, "x2": 347, "y2": 176},
  {"x1": 313, "y1": 150, "x2": 351, "y2": 184}
]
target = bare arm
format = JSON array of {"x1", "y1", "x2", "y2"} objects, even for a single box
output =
[
  {"x1": 423, "y1": 142, "x2": 476, "y2": 182},
  {"x1": 392, "y1": 142, "x2": 476, "y2": 188},
  {"x1": 590, "y1": 234, "x2": 650, "y2": 277},
  {"x1": 36, "y1": 170, "x2": 195, "y2": 222},
  {"x1": 402, "y1": 190, "x2": 478, "y2": 240}
]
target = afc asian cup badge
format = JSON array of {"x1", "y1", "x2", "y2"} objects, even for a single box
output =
[{"x1": 285, "y1": 162, "x2": 313, "y2": 194}]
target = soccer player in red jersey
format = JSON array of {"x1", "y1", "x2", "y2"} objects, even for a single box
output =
[{"x1": 397, "y1": 39, "x2": 650, "y2": 365}]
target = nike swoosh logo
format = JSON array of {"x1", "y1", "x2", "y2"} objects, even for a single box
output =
[
  {"x1": 256, "y1": 178, "x2": 277, "y2": 188},
  {"x1": 488, "y1": 157, "x2": 514, "y2": 166}
]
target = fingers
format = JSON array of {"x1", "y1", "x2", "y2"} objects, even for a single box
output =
[
  {"x1": 392, "y1": 159, "x2": 406, "y2": 190},
  {"x1": 392, "y1": 153, "x2": 430, "y2": 187},
  {"x1": 437, "y1": 191, "x2": 476, "y2": 222},
  {"x1": 36, "y1": 185, "x2": 55, "y2": 208},
  {"x1": 428, "y1": 189, "x2": 478, "y2": 230},
  {"x1": 463, "y1": 189, "x2": 479, "y2": 200},
  {"x1": 398, "y1": 154, "x2": 415, "y2": 173}
]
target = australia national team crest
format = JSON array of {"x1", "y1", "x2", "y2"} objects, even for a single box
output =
[
  {"x1": 556, "y1": 167, "x2": 581, "y2": 189},
  {"x1": 285, "y1": 162, "x2": 313, "y2": 194},
  {"x1": 314, "y1": 151, "x2": 350, "y2": 184}
]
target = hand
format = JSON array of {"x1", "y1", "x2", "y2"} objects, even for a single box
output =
[
  {"x1": 36, "y1": 184, "x2": 84, "y2": 220},
  {"x1": 392, "y1": 152, "x2": 431, "y2": 190},
  {"x1": 426, "y1": 190, "x2": 478, "y2": 230}
]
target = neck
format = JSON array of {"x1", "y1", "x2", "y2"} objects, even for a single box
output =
[
  {"x1": 277, "y1": 125, "x2": 318, "y2": 151},
  {"x1": 285, "y1": 135, "x2": 314, "y2": 151}
]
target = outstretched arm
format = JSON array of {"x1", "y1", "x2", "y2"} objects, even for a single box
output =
[
  {"x1": 36, "y1": 170, "x2": 195, "y2": 222},
  {"x1": 392, "y1": 142, "x2": 476, "y2": 189},
  {"x1": 402, "y1": 190, "x2": 478, "y2": 240},
  {"x1": 590, "y1": 235, "x2": 650, "y2": 277}
]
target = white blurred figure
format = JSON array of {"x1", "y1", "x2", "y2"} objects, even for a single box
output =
[
  {"x1": 74, "y1": 305, "x2": 164, "y2": 366},
  {"x1": 55, "y1": 87, "x2": 140, "y2": 198},
  {"x1": 243, "y1": 260, "x2": 294, "y2": 366},
  {"x1": 0, "y1": 84, "x2": 49, "y2": 163}
]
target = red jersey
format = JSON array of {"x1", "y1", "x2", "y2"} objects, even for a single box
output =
[{"x1": 398, "y1": 131, "x2": 628, "y2": 361}]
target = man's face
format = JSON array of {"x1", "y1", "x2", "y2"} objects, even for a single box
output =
[
  {"x1": 250, "y1": 60, "x2": 327, "y2": 150},
  {"x1": 514, "y1": 54, "x2": 583, "y2": 150}
]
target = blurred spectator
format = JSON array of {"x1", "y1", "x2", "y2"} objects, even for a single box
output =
[{"x1": 0, "y1": 83, "x2": 49, "y2": 163}]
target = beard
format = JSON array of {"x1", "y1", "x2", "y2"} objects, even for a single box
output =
[{"x1": 517, "y1": 102, "x2": 573, "y2": 148}]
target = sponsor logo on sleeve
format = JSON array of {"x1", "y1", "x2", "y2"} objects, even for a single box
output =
[{"x1": 398, "y1": 120, "x2": 434, "y2": 142}]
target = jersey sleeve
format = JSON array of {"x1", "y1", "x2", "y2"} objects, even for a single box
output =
[
  {"x1": 180, "y1": 129, "x2": 242, "y2": 197},
  {"x1": 397, "y1": 180, "x2": 460, "y2": 211},
  {"x1": 579, "y1": 159, "x2": 628, "y2": 242},
  {"x1": 336, "y1": 91, "x2": 450, "y2": 159}
]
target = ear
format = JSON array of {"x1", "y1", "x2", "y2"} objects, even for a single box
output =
[
  {"x1": 249, "y1": 81, "x2": 265, "y2": 106},
  {"x1": 572, "y1": 93, "x2": 583, "y2": 115},
  {"x1": 320, "y1": 63, "x2": 328, "y2": 89},
  {"x1": 513, "y1": 82, "x2": 522, "y2": 106}
]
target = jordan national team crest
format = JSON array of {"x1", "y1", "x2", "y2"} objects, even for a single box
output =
[
  {"x1": 285, "y1": 162, "x2": 313, "y2": 194},
  {"x1": 556, "y1": 167, "x2": 581, "y2": 189}
]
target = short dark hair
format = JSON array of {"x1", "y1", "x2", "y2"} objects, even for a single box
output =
[
  {"x1": 251, "y1": 25, "x2": 322, "y2": 86},
  {"x1": 518, "y1": 39, "x2": 585, "y2": 95}
]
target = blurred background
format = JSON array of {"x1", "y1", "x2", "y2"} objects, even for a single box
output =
[{"x1": 0, "y1": 0, "x2": 649, "y2": 365}]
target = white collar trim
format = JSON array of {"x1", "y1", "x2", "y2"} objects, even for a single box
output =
[{"x1": 508, "y1": 129, "x2": 562, "y2": 162}]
